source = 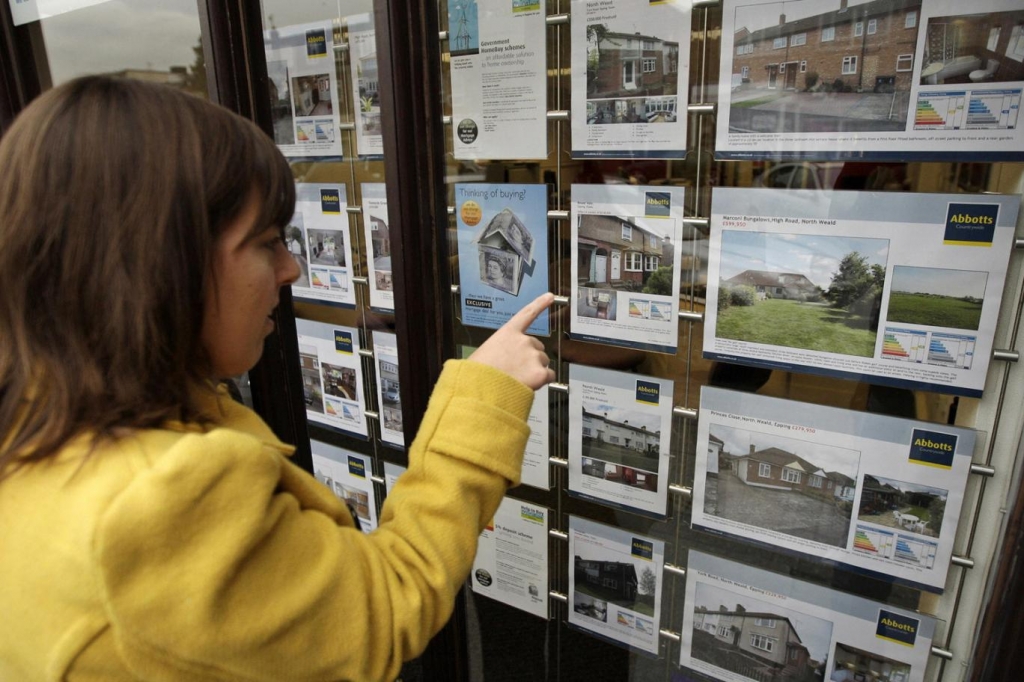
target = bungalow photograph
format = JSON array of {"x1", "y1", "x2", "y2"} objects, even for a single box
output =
[
  {"x1": 574, "y1": 552, "x2": 657, "y2": 617},
  {"x1": 691, "y1": 581, "x2": 832, "y2": 682},
  {"x1": 577, "y1": 213, "x2": 675, "y2": 320},
  {"x1": 704, "y1": 423, "x2": 861, "y2": 548},
  {"x1": 830, "y1": 641, "x2": 912, "y2": 682},
  {"x1": 581, "y1": 403, "x2": 662, "y2": 491},
  {"x1": 857, "y1": 474, "x2": 947, "y2": 537},
  {"x1": 716, "y1": 230, "x2": 889, "y2": 357},
  {"x1": 586, "y1": 22, "x2": 680, "y2": 124},
  {"x1": 729, "y1": 0, "x2": 920, "y2": 133}
]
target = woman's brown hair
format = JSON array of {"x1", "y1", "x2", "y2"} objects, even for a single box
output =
[{"x1": 0, "y1": 76, "x2": 295, "y2": 477}]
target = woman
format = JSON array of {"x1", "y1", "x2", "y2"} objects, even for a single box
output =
[{"x1": 0, "y1": 76, "x2": 554, "y2": 681}]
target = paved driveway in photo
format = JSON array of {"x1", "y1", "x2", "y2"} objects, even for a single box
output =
[{"x1": 710, "y1": 472, "x2": 851, "y2": 548}]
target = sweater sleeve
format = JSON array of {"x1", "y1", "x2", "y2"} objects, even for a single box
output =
[{"x1": 94, "y1": 359, "x2": 533, "y2": 682}]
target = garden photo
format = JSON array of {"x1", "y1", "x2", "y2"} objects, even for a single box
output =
[
  {"x1": 716, "y1": 231, "x2": 890, "y2": 357},
  {"x1": 886, "y1": 266, "x2": 987, "y2": 330},
  {"x1": 856, "y1": 474, "x2": 947, "y2": 538}
]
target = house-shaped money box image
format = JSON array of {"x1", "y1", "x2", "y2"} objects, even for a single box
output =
[{"x1": 472, "y1": 207, "x2": 534, "y2": 296}]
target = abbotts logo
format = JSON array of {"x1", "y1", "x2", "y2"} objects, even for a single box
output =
[
  {"x1": 631, "y1": 538, "x2": 654, "y2": 560},
  {"x1": 908, "y1": 429, "x2": 957, "y2": 468},
  {"x1": 334, "y1": 330, "x2": 353, "y2": 354},
  {"x1": 347, "y1": 456, "x2": 366, "y2": 478},
  {"x1": 876, "y1": 609, "x2": 919, "y2": 647},
  {"x1": 944, "y1": 203, "x2": 999, "y2": 246},
  {"x1": 636, "y1": 380, "x2": 660, "y2": 404},
  {"x1": 644, "y1": 192, "x2": 671, "y2": 218},
  {"x1": 320, "y1": 189, "x2": 342, "y2": 214},
  {"x1": 305, "y1": 29, "x2": 328, "y2": 58}
]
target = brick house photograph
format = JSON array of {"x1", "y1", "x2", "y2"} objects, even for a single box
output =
[
  {"x1": 585, "y1": 22, "x2": 680, "y2": 124},
  {"x1": 729, "y1": 0, "x2": 922, "y2": 133},
  {"x1": 581, "y1": 405, "x2": 661, "y2": 491},
  {"x1": 703, "y1": 423, "x2": 861, "y2": 547},
  {"x1": 691, "y1": 581, "x2": 832, "y2": 681},
  {"x1": 574, "y1": 552, "x2": 657, "y2": 618}
]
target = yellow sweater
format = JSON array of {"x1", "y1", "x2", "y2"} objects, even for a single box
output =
[{"x1": 0, "y1": 360, "x2": 533, "y2": 681}]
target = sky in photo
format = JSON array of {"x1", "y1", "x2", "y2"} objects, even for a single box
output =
[
  {"x1": 582, "y1": 400, "x2": 662, "y2": 434},
  {"x1": 709, "y1": 422, "x2": 860, "y2": 479},
  {"x1": 891, "y1": 266, "x2": 988, "y2": 299},
  {"x1": 733, "y1": 0, "x2": 877, "y2": 34}
]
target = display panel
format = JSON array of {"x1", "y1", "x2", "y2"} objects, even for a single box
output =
[
  {"x1": 295, "y1": 318, "x2": 369, "y2": 439},
  {"x1": 360, "y1": 183, "x2": 395, "y2": 313},
  {"x1": 570, "y1": 0, "x2": 691, "y2": 158},
  {"x1": 447, "y1": 0, "x2": 548, "y2": 160},
  {"x1": 347, "y1": 13, "x2": 385, "y2": 158},
  {"x1": 716, "y1": 0, "x2": 1024, "y2": 161},
  {"x1": 264, "y1": 21, "x2": 344, "y2": 158},
  {"x1": 372, "y1": 331, "x2": 404, "y2": 448},
  {"x1": 288, "y1": 184, "x2": 356, "y2": 308},
  {"x1": 311, "y1": 441, "x2": 379, "y2": 531},
  {"x1": 703, "y1": 187, "x2": 1018, "y2": 397}
]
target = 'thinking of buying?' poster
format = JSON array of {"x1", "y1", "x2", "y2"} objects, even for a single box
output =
[
  {"x1": 296, "y1": 318, "x2": 369, "y2": 439},
  {"x1": 570, "y1": 0, "x2": 691, "y2": 158},
  {"x1": 471, "y1": 496, "x2": 550, "y2": 618},
  {"x1": 372, "y1": 331, "x2": 404, "y2": 449},
  {"x1": 568, "y1": 364, "x2": 674, "y2": 518},
  {"x1": 347, "y1": 14, "x2": 385, "y2": 158},
  {"x1": 264, "y1": 21, "x2": 343, "y2": 158},
  {"x1": 287, "y1": 184, "x2": 355, "y2": 308},
  {"x1": 680, "y1": 551, "x2": 937, "y2": 682},
  {"x1": 361, "y1": 183, "x2": 395, "y2": 313},
  {"x1": 718, "y1": 0, "x2": 1024, "y2": 161},
  {"x1": 311, "y1": 441, "x2": 379, "y2": 532},
  {"x1": 448, "y1": 0, "x2": 547, "y2": 159},
  {"x1": 704, "y1": 188, "x2": 1018, "y2": 398},
  {"x1": 571, "y1": 184, "x2": 685, "y2": 354},
  {"x1": 693, "y1": 387, "x2": 975, "y2": 593},
  {"x1": 569, "y1": 516, "x2": 664, "y2": 655},
  {"x1": 456, "y1": 184, "x2": 549, "y2": 335},
  {"x1": 461, "y1": 345, "x2": 551, "y2": 489},
  {"x1": 8, "y1": 0, "x2": 108, "y2": 25}
]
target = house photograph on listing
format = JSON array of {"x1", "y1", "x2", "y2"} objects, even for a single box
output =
[
  {"x1": 703, "y1": 423, "x2": 861, "y2": 548},
  {"x1": 586, "y1": 22, "x2": 680, "y2": 124},
  {"x1": 581, "y1": 403, "x2": 662, "y2": 492}
]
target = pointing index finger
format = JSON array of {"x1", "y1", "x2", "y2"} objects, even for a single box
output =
[{"x1": 506, "y1": 292, "x2": 555, "y2": 332}]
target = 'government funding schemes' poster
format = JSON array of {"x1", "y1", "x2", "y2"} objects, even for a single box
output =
[
  {"x1": 361, "y1": 183, "x2": 395, "y2": 313},
  {"x1": 287, "y1": 184, "x2": 355, "y2": 308},
  {"x1": 680, "y1": 551, "x2": 937, "y2": 682},
  {"x1": 568, "y1": 516, "x2": 664, "y2": 655},
  {"x1": 703, "y1": 187, "x2": 1018, "y2": 397},
  {"x1": 471, "y1": 496, "x2": 550, "y2": 618},
  {"x1": 296, "y1": 318, "x2": 369, "y2": 439},
  {"x1": 571, "y1": 184, "x2": 684, "y2": 354},
  {"x1": 311, "y1": 441, "x2": 379, "y2": 532},
  {"x1": 693, "y1": 387, "x2": 975, "y2": 593},
  {"x1": 570, "y1": 0, "x2": 691, "y2": 158},
  {"x1": 456, "y1": 183, "x2": 550, "y2": 335},
  {"x1": 264, "y1": 21, "x2": 343, "y2": 158},
  {"x1": 448, "y1": 0, "x2": 547, "y2": 159},
  {"x1": 568, "y1": 364, "x2": 674, "y2": 518},
  {"x1": 346, "y1": 14, "x2": 384, "y2": 158},
  {"x1": 717, "y1": 0, "x2": 1024, "y2": 161}
]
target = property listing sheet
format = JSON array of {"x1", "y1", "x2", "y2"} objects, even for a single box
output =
[
  {"x1": 295, "y1": 318, "x2": 369, "y2": 439},
  {"x1": 287, "y1": 184, "x2": 355, "y2": 308},
  {"x1": 383, "y1": 461, "x2": 405, "y2": 496},
  {"x1": 311, "y1": 441, "x2": 379, "y2": 532},
  {"x1": 448, "y1": 0, "x2": 548, "y2": 159},
  {"x1": 693, "y1": 387, "x2": 975, "y2": 593},
  {"x1": 568, "y1": 516, "x2": 664, "y2": 655},
  {"x1": 471, "y1": 496, "x2": 550, "y2": 618},
  {"x1": 680, "y1": 551, "x2": 937, "y2": 682},
  {"x1": 360, "y1": 183, "x2": 395, "y2": 313},
  {"x1": 460, "y1": 344, "x2": 551, "y2": 489},
  {"x1": 717, "y1": 0, "x2": 1024, "y2": 160},
  {"x1": 8, "y1": 0, "x2": 108, "y2": 25},
  {"x1": 571, "y1": 184, "x2": 685, "y2": 354},
  {"x1": 704, "y1": 188, "x2": 1018, "y2": 397},
  {"x1": 372, "y1": 331, "x2": 404, "y2": 448},
  {"x1": 264, "y1": 21, "x2": 343, "y2": 158},
  {"x1": 570, "y1": 0, "x2": 691, "y2": 158},
  {"x1": 456, "y1": 183, "x2": 550, "y2": 335},
  {"x1": 568, "y1": 364, "x2": 674, "y2": 518},
  {"x1": 346, "y1": 14, "x2": 384, "y2": 158}
]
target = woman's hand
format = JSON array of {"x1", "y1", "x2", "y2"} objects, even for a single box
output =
[{"x1": 468, "y1": 293, "x2": 556, "y2": 390}]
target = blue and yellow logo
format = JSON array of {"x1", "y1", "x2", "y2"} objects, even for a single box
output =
[
  {"x1": 320, "y1": 189, "x2": 342, "y2": 214},
  {"x1": 644, "y1": 192, "x2": 671, "y2": 218},
  {"x1": 347, "y1": 456, "x2": 366, "y2": 478},
  {"x1": 636, "y1": 380, "x2": 660, "y2": 405},
  {"x1": 306, "y1": 29, "x2": 328, "y2": 58},
  {"x1": 876, "y1": 609, "x2": 918, "y2": 646},
  {"x1": 631, "y1": 538, "x2": 654, "y2": 560},
  {"x1": 944, "y1": 203, "x2": 998, "y2": 246},
  {"x1": 334, "y1": 330, "x2": 353, "y2": 354},
  {"x1": 909, "y1": 429, "x2": 957, "y2": 469}
]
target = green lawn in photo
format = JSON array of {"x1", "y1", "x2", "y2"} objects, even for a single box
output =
[
  {"x1": 886, "y1": 292, "x2": 982, "y2": 330},
  {"x1": 717, "y1": 298, "x2": 876, "y2": 356}
]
